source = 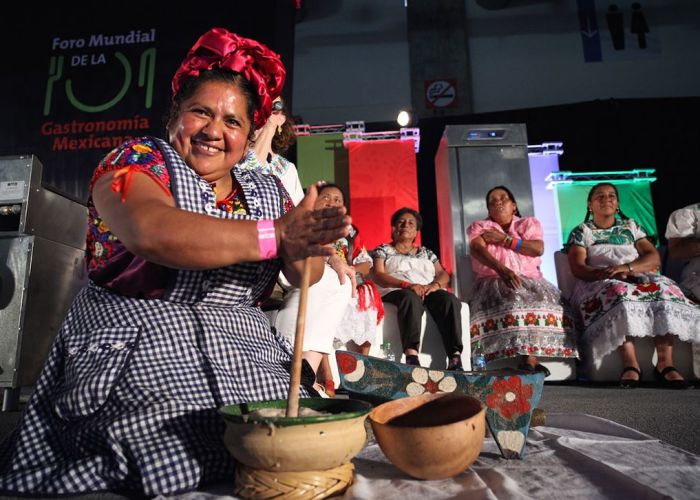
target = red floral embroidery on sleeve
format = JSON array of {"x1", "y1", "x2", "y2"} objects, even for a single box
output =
[{"x1": 91, "y1": 138, "x2": 172, "y2": 201}]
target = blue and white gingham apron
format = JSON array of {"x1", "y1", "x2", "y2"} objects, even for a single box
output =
[{"x1": 0, "y1": 138, "x2": 310, "y2": 496}]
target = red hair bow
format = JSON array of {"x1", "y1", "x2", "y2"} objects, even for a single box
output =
[{"x1": 172, "y1": 27, "x2": 286, "y2": 128}]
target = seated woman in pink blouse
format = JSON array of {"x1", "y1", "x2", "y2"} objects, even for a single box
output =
[{"x1": 467, "y1": 186, "x2": 578, "y2": 375}]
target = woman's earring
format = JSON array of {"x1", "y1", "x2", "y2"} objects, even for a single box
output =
[{"x1": 277, "y1": 124, "x2": 282, "y2": 135}]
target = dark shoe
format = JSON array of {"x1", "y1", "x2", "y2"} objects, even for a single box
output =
[
  {"x1": 447, "y1": 355, "x2": 463, "y2": 371},
  {"x1": 405, "y1": 354, "x2": 421, "y2": 367},
  {"x1": 518, "y1": 360, "x2": 551, "y2": 378},
  {"x1": 619, "y1": 366, "x2": 642, "y2": 388},
  {"x1": 653, "y1": 365, "x2": 691, "y2": 389},
  {"x1": 533, "y1": 364, "x2": 551, "y2": 377}
]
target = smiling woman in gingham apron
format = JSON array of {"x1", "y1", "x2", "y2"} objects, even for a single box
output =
[{"x1": 0, "y1": 28, "x2": 350, "y2": 497}]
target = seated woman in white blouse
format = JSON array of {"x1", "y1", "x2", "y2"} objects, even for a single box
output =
[
  {"x1": 566, "y1": 183, "x2": 700, "y2": 389},
  {"x1": 371, "y1": 207, "x2": 464, "y2": 370}
]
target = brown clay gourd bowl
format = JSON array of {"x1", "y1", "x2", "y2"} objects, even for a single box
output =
[
  {"x1": 369, "y1": 392, "x2": 486, "y2": 480},
  {"x1": 220, "y1": 398, "x2": 372, "y2": 472}
]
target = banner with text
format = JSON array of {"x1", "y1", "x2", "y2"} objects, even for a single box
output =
[{"x1": 0, "y1": 2, "x2": 295, "y2": 201}]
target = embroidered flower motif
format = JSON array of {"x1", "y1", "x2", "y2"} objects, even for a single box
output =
[
  {"x1": 470, "y1": 324, "x2": 480, "y2": 337},
  {"x1": 406, "y1": 368, "x2": 457, "y2": 396},
  {"x1": 331, "y1": 238, "x2": 350, "y2": 263},
  {"x1": 562, "y1": 315, "x2": 573, "y2": 328},
  {"x1": 95, "y1": 218, "x2": 110, "y2": 234},
  {"x1": 484, "y1": 319, "x2": 497, "y2": 332},
  {"x1": 665, "y1": 285, "x2": 685, "y2": 299},
  {"x1": 632, "y1": 282, "x2": 660, "y2": 295},
  {"x1": 524, "y1": 313, "x2": 538, "y2": 326},
  {"x1": 605, "y1": 283, "x2": 627, "y2": 301},
  {"x1": 337, "y1": 352, "x2": 365, "y2": 382},
  {"x1": 94, "y1": 241, "x2": 104, "y2": 258},
  {"x1": 486, "y1": 376, "x2": 533, "y2": 419},
  {"x1": 504, "y1": 314, "x2": 516, "y2": 327},
  {"x1": 503, "y1": 347, "x2": 518, "y2": 358},
  {"x1": 545, "y1": 313, "x2": 557, "y2": 326},
  {"x1": 543, "y1": 347, "x2": 555, "y2": 356},
  {"x1": 132, "y1": 144, "x2": 152, "y2": 154}
]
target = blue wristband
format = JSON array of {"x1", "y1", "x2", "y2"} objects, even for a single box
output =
[{"x1": 514, "y1": 238, "x2": 523, "y2": 252}]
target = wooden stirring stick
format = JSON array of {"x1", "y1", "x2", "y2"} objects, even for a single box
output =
[{"x1": 286, "y1": 256, "x2": 312, "y2": 418}]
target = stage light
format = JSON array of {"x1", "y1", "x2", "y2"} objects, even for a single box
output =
[{"x1": 397, "y1": 110, "x2": 414, "y2": 127}]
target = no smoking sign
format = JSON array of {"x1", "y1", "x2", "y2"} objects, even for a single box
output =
[{"x1": 425, "y1": 79, "x2": 457, "y2": 108}]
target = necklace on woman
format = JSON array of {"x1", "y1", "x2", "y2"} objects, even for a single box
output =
[
  {"x1": 394, "y1": 243, "x2": 415, "y2": 255},
  {"x1": 592, "y1": 216, "x2": 616, "y2": 229}
]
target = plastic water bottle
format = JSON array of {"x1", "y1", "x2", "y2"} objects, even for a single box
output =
[
  {"x1": 471, "y1": 340, "x2": 487, "y2": 372},
  {"x1": 381, "y1": 341, "x2": 396, "y2": 362}
]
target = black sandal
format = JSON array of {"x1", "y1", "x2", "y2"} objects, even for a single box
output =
[
  {"x1": 619, "y1": 366, "x2": 642, "y2": 388},
  {"x1": 447, "y1": 355, "x2": 463, "y2": 371},
  {"x1": 533, "y1": 364, "x2": 551, "y2": 377},
  {"x1": 405, "y1": 354, "x2": 421, "y2": 367},
  {"x1": 653, "y1": 366, "x2": 691, "y2": 390},
  {"x1": 518, "y1": 360, "x2": 551, "y2": 378}
]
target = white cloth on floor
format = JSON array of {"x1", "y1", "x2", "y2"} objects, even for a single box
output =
[{"x1": 159, "y1": 413, "x2": 700, "y2": 500}]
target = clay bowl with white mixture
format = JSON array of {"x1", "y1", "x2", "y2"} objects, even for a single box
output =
[
  {"x1": 220, "y1": 397, "x2": 372, "y2": 472},
  {"x1": 369, "y1": 392, "x2": 486, "y2": 479}
]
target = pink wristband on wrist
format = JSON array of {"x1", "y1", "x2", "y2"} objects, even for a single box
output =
[{"x1": 256, "y1": 219, "x2": 278, "y2": 259}]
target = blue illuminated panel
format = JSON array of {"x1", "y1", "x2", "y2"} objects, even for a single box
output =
[{"x1": 466, "y1": 129, "x2": 506, "y2": 140}]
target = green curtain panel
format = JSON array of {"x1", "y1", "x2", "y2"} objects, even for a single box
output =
[
  {"x1": 556, "y1": 182, "x2": 658, "y2": 247},
  {"x1": 295, "y1": 133, "x2": 349, "y2": 197}
]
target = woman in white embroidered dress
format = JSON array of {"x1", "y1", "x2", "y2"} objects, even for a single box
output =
[{"x1": 566, "y1": 183, "x2": 699, "y2": 388}]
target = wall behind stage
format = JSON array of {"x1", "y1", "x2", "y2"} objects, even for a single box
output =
[
  {"x1": 368, "y1": 97, "x2": 700, "y2": 257},
  {"x1": 0, "y1": 1, "x2": 296, "y2": 202},
  {"x1": 293, "y1": 0, "x2": 700, "y2": 125}
]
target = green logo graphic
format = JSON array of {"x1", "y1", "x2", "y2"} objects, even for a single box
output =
[{"x1": 43, "y1": 49, "x2": 156, "y2": 115}]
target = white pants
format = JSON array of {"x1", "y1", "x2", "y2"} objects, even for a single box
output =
[{"x1": 274, "y1": 264, "x2": 353, "y2": 353}]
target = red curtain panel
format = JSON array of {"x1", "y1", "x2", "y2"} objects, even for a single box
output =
[{"x1": 347, "y1": 139, "x2": 420, "y2": 251}]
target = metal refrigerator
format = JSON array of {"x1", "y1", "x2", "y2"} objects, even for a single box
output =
[
  {"x1": 435, "y1": 124, "x2": 534, "y2": 301},
  {"x1": 0, "y1": 155, "x2": 87, "y2": 410}
]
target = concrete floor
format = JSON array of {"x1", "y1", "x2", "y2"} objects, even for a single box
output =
[{"x1": 538, "y1": 382, "x2": 700, "y2": 455}]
